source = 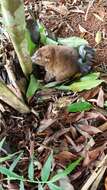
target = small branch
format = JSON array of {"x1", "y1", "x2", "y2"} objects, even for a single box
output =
[
  {"x1": 85, "y1": 0, "x2": 96, "y2": 21},
  {"x1": 81, "y1": 154, "x2": 107, "y2": 190}
]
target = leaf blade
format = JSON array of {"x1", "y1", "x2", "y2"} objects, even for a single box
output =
[
  {"x1": 51, "y1": 157, "x2": 82, "y2": 182},
  {"x1": 41, "y1": 152, "x2": 53, "y2": 182},
  {"x1": 48, "y1": 183, "x2": 63, "y2": 190},
  {"x1": 28, "y1": 156, "x2": 34, "y2": 181},
  {"x1": 26, "y1": 74, "x2": 40, "y2": 98},
  {"x1": 69, "y1": 79, "x2": 103, "y2": 92},
  {"x1": 67, "y1": 101, "x2": 92, "y2": 112},
  {"x1": 0, "y1": 166, "x2": 23, "y2": 180},
  {"x1": 58, "y1": 37, "x2": 88, "y2": 48}
]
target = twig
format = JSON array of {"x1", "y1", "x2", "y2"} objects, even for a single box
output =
[
  {"x1": 85, "y1": 0, "x2": 96, "y2": 21},
  {"x1": 81, "y1": 154, "x2": 107, "y2": 190},
  {"x1": 5, "y1": 59, "x2": 24, "y2": 101},
  {"x1": 90, "y1": 167, "x2": 106, "y2": 190}
]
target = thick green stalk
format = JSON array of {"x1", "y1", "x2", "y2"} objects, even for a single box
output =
[{"x1": 1, "y1": 0, "x2": 32, "y2": 77}]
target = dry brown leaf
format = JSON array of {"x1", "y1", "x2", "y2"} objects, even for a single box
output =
[
  {"x1": 55, "y1": 151, "x2": 77, "y2": 163},
  {"x1": 37, "y1": 119, "x2": 56, "y2": 133},
  {"x1": 44, "y1": 4, "x2": 68, "y2": 16},
  {"x1": 96, "y1": 87, "x2": 104, "y2": 108},
  {"x1": 80, "y1": 87, "x2": 100, "y2": 100},
  {"x1": 98, "y1": 122, "x2": 107, "y2": 132},
  {"x1": 85, "y1": 111, "x2": 107, "y2": 121},
  {"x1": 83, "y1": 145, "x2": 106, "y2": 166},
  {"x1": 78, "y1": 125, "x2": 102, "y2": 135},
  {"x1": 65, "y1": 135, "x2": 84, "y2": 152}
]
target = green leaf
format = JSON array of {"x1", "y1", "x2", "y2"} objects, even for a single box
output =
[
  {"x1": 20, "y1": 180, "x2": 25, "y2": 190},
  {"x1": 38, "y1": 184, "x2": 44, "y2": 190},
  {"x1": 0, "y1": 166, "x2": 23, "y2": 180},
  {"x1": 26, "y1": 30, "x2": 37, "y2": 56},
  {"x1": 48, "y1": 183, "x2": 62, "y2": 190},
  {"x1": 67, "y1": 101, "x2": 92, "y2": 112},
  {"x1": 45, "y1": 81, "x2": 61, "y2": 88},
  {"x1": 58, "y1": 37, "x2": 88, "y2": 48},
  {"x1": 41, "y1": 152, "x2": 53, "y2": 182},
  {"x1": 0, "y1": 137, "x2": 6, "y2": 150},
  {"x1": 69, "y1": 79, "x2": 103, "y2": 92},
  {"x1": 104, "y1": 101, "x2": 107, "y2": 107},
  {"x1": 0, "y1": 184, "x2": 4, "y2": 190},
  {"x1": 0, "y1": 151, "x2": 22, "y2": 163},
  {"x1": 51, "y1": 157, "x2": 82, "y2": 182},
  {"x1": 38, "y1": 22, "x2": 47, "y2": 44},
  {"x1": 46, "y1": 37, "x2": 58, "y2": 45},
  {"x1": 10, "y1": 152, "x2": 23, "y2": 171},
  {"x1": 26, "y1": 74, "x2": 40, "y2": 98},
  {"x1": 80, "y1": 72, "x2": 100, "y2": 81},
  {"x1": 55, "y1": 85, "x2": 69, "y2": 91},
  {"x1": 28, "y1": 156, "x2": 34, "y2": 181}
]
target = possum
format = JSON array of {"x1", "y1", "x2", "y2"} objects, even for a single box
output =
[{"x1": 31, "y1": 45, "x2": 95, "y2": 81}]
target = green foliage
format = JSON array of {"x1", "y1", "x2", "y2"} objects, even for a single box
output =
[
  {"x1": 69, "y1": 72, "x2": 103, "y2": 92},
  {"x1": 38, "y1": 184, "x2": 44, "y2": 190},
  {"x1": 28, "y1": 156, "x2": 34, "y2": 181},
  {"x1": 0, "y1": 140, "x2": 82, "y2": 189},
  {"x1": 45, "y1": 81, "x2": 61, "y2": 88},
  {"x1": 58, "y1": 37, "x2": 88, "y2": 48},
  {"x1": 9, "y1": 152, "x2": 23, "y2": 171},
  {"x1": 41, "y1": 152, "x2": 53, "y2": 182},
  {"x1": 46, "y1": 37, "x2": 58, "y2": 45},
  {"x1": 48, "y1": 183, "x2": 63, "y2": 190},
  {"x1": 80, "y1": 72, "x2": 100, "y2": 81},
  {"x1": 67, "y1": 101, "x2": 92, "y2": 113},
  {"x1": 0, "y1": 151, "x2": 23, "y2": 163},
  {"x1": 69, "y1": 79, "x2": 103, "y2": 92},
  {"x1": 50, "y1": 157, "x2": 82, "y2": 182},
  {"x1": 38, "y1": 22, "x2": 47, "y2": 44},
  {"x1": 0, "y1": 137, "x2": 6, "y2": 150},
  {"x1": 0, "y1": 166, "x2": 23, "y2": 180},
  {"x1": 44, "y1": 73, "x2": 103, "y2": 93},
  {"x1": 26, "y1": 30, "x2": 37, "y2": 55},
  {"x1": 26, "y1": 74, "x2": 40, "y2": 98},
  {"x1": 104, "y1": 101, "x2": 107, "y2": 107},
  {"x1": 20, "y1": 180, "x2": 25, "y2": 190}
]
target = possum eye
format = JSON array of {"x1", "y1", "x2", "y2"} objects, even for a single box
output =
[{"x1": 44, "y1": 57, "x2": 50, "y2": 63}]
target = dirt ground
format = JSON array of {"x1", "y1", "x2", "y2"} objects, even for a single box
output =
[{"x1": 0, "y1": 0, "x2": 107, "y2": 190}]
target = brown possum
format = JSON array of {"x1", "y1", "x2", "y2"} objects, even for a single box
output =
[{"x1": 32, "y1": 45, "x2": 95, "y2": 81}]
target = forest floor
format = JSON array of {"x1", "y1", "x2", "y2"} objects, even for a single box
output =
[{"x1": 0, "y1": 0, "x2": 107, "y2": 189}]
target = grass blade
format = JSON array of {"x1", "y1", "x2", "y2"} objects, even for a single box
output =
[
  {"x1": 41, "y1": 152, "x2": 53, "y2": 182},
  {"x1": 28, "y1": 156, "x2": 34, "y2": 181},
  {"x1": 51, "y1": 157, "x2": 82, "y2": 182},
  {"x1": 20, "y1": 180, "x2": 25, "y2": 190},
  {"x1": 0, "y1": 151, "x2": 22, "y2": 163},
  {"x1": 38, "y1": 184, "x2": 44, "y2": 190},
  {"x1": 0, "y1": 137, "x2": 6, "y2": 150},
  {"x1": 0, "y1": 166, "x2": 23, "y2": 180},
  {"x1": 48, "y1": 183, "x2": 63, "y2": 190},
  {"x1": 10, "y1": 152, "x2": 23, "y2": 171}
]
